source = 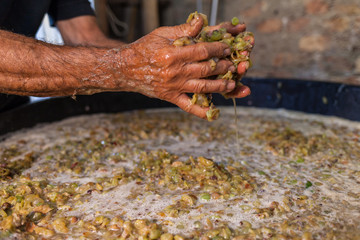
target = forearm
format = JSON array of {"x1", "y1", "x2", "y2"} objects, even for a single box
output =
[
  {"x1": 0, "y1": 15, "x2": 250, "y2": 120},
  {"x1": 56, "y1": 16, "x2": 126, "y2": 48},
  {"x1": 0, "y1": 30, "x2": 124, "y2": 96}
]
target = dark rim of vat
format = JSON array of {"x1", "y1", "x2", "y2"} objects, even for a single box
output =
[{"x1": 1, "y1": 77, "x2": 360, "y2": 137}]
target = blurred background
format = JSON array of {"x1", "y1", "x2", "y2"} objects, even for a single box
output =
[{"x1": 36, "y1": 0, "x2": 360, "y2": 85}]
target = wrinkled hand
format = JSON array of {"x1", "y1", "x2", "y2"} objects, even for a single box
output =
[{"x1": 117, "y1": 16, "x2": 250, "y2": 119}]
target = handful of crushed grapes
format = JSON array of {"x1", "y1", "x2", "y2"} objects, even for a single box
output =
[{"x1": 173, "y1": 12, "x2": 254, "y2": 121}]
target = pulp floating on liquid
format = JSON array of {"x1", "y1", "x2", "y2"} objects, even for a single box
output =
[{"x1": 0, "y1": 107, "x2": 359, "y2": 239}]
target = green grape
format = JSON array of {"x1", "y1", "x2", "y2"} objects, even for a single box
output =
[
  {"x1": 210, "y1": 30, "x2": 222, "y2": 41},
  {"x1": 173, "y1": 12, "x2": 254, "y2": 121},
  {"x1": 231, "y1": 17, "x2": 240, "y2": 26}
]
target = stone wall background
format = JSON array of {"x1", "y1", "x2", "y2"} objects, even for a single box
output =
[{"x1": 166, "y1": 0, "x2": 360, "y2": 85}]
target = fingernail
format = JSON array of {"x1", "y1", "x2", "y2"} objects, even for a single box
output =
[
  {"x1": 237, "y1": 61, "x2": 250, "y2": 74},
  {"x1": 239, "y1": 86, "x2": 251, "y2": 96},
  {"x1": 244, "y1": 61, "x2": 250, "y2": 70},
  {"x1": 227, "y1": 81, "x2": 236, "y2": 91},
  {"x1": 190, "y1": 16, "x2": 199, "y2": 26},
  {"x1": 224, "y1": 48, "x2": 231, "y2": 56},
  {"x1": 240, "y1": 51, "x2": 249, "y2": 57}
]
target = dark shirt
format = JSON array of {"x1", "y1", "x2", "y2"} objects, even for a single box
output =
[
  {"x1": 0, "y1": 0, "x2": 95, "y2": 111},
  {"x1": 0, "y1": 0, "x2": 94, "y2": 37}
]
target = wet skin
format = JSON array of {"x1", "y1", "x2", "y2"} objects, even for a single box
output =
[
  {"x1": 0, "y1": 15, "x2": 251, "y2": 119},
  {"x1": 112, "y1": 16, "x2": 251, "y2": 119}
]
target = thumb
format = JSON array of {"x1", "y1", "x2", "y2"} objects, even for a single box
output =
[
  {"x1": 185, "y1": 13, "x2": 205, "y2": 37},
  {"x1": 155, "y1": 14, "x2": 204, "y2": 39}
]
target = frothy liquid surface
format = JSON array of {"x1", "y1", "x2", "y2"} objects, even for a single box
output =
[{"x1": 1, "y1": 107, "x2": 359, "y2": 239}]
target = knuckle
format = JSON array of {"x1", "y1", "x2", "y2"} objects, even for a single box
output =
[
  {"x1": 161, "y1": 69, "x2": 176, "y2": 82},
  {"x1": 212, "y1": 42, "x2": 224, "y2": 55},
  {"x1": 194, "y1": 83, "x2": 207, "y2": 93},
  {"x1": 223, "y1": 63, "x2": 232, "y2": 73},
  {"x1": 220, "y1": 80, "x2": 228, "y2": 91},
  {"x1": 200, "y1": 64, "x2": 210, "y2": 77},
  {"x1": 179, "y1": 25, "x2": 191, "y2": 36},
  {"x1": 183, "y1": 103, "x2": 192, "y2": 113},
  {"x1": 217, "y1": 60, "x2": 231, "y2": 74},
  {"x1": 157, "y1": 51, "x2": 175, "y2": 65},
  {"x1": 212, "y1": 80, "x2": 227, "y2": 92},
  {"x1": 198, "y1": 44, "x2": 210, "y2": 59},
  {"x1": 215, "y1": 42, "x2": 224, "y2": 52}
]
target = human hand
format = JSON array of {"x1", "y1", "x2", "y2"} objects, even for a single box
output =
[
  {"x1": 114, "y1": 15, "x2": 250, "y2": 119},
  {"x1": 196, "y1": 21, "x2": 254, "y2": 99}
]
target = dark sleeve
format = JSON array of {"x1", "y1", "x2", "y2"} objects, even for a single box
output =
[{"x1": 48, "y1": 0, "x2": 95, "y2": 25}]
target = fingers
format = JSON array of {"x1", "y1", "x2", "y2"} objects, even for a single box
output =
[
  {"x1": 224, "y1": 85, "x2": 251, "y2": 98},
  {"x1": 206, "y1": 22, "x2": 246, "y2": 35},
  {"x1": 155, "y1": 14, "x2": 204, "y2": 39},
  {"x1": 221, "y1": 22, "x2": 247, "y2": 35},
  {"x1": 181, "y1": 78, "x2": 236, "y2": 94},
  {"x1": 173, "y1": 93, "x2": 208, "y2": 119},
  {"x1": 172, "y1": 85, "x2": 250, "y2": 120},
  {"x1": 237, "y1": 61, "x2": 250, "y2": 75},
  {"x1": 154, "y1": 17, "x2": 245, "y2": 40},
  {"x1": 184, "y1": 59, "x2": 235, "y2": 79},
  {"x1": 176, "y1": 42, "x2": 230, "y2": 62}
]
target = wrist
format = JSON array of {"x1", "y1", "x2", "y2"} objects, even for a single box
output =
[{"x1": 77, "y1": 47, "x2": 126, "y2": 94}]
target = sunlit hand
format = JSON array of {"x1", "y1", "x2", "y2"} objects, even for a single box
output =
[{"x1": 115, "y1": 15, "x2": 250, "y2": 119}]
